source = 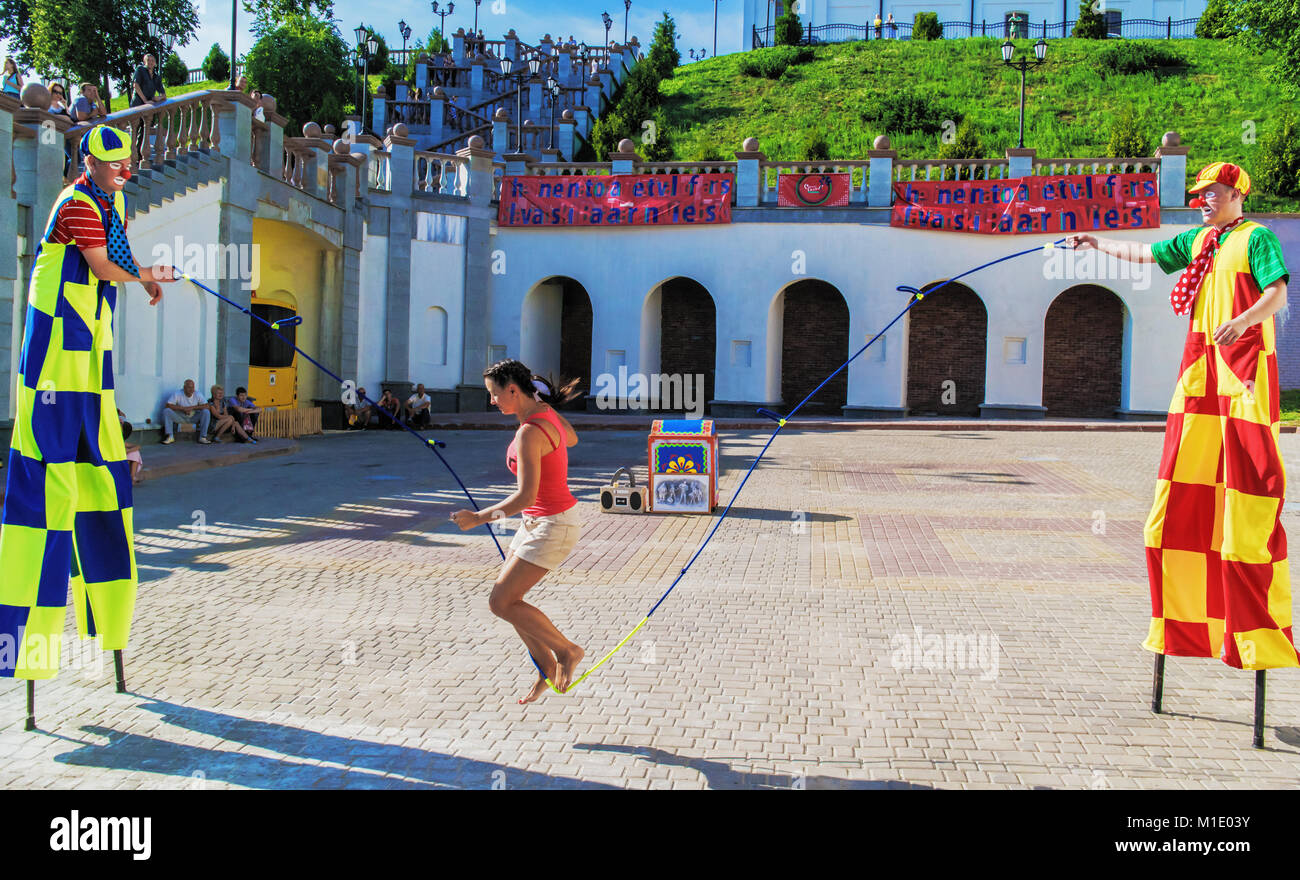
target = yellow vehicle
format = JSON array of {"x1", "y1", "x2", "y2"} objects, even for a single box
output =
[{"x1": 247, "y1": 292, "x2": 298, "y2": 408}]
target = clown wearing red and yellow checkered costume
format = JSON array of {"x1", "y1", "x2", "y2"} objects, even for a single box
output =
[{"x1": 1069, "y1": 162, "x2": 1294, "y2": 670}]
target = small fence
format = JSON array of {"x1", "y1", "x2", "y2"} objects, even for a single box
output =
[
  {"x1": 185, "y1": 63, "x2": 245, "y2": 85},
  {"x1": 752, "y1": 17, "x2": 1199, "y2": 47},
  {"x1": 254, "y1": 407, "x2": 322, "y2": 438}
]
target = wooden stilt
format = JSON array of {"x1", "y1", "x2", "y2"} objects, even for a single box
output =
[
  {"x1": 114, "y1": 649, "x2": 126, "y2": 694},
  {"x1": 1151, "y1": 653, "x2": 1165, "y2": 713},
  {"x1": 25, "y1": 680, "x2": 35, "y2": 731},
  {"x1": 1253, "y1": 670, "x2": 1266, "y2": 749}
]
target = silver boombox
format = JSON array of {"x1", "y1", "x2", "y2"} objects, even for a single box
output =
[{"x1": 599, "y1": 467, "x2": 647, "y2": 514}]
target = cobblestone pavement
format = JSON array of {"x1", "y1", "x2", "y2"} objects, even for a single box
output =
[{"x1": 3, "y1": 427, "x2": 1300, "y2": 789}]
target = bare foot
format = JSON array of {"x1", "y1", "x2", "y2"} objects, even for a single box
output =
[
  {"x1": 554, "y1": 644, "x2": 585, "y2": 693},
  {"x1": 519, "y1": 674, "x2": 550, "y2": 704}
]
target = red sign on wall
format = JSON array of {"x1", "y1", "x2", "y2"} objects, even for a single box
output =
[
  {"x1": 890, "y1": 173, "x2": 1160, "y2": 234},
  {"x1": 777, "y1": 172, "x2": 851, "y2": 207},
  {"x1": 498, "y1": 173, "x2": 734, "y2": 227}
]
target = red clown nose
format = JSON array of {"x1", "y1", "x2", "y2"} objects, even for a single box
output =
[{"x1": 1189, "y1": 196, "x2": 1205, "y2": 209}]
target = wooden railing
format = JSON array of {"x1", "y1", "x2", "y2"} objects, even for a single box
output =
[{"x1": 388, "y1": 100, "x2": 432, "y2": 127}]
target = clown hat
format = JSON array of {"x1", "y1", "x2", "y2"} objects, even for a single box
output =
[
  {"x1": 1188, "y1": 161, "x2": 1250, "y2": 196},
  {"x1": 79, "y1": 125, "x2": 132, "y2": 162}
]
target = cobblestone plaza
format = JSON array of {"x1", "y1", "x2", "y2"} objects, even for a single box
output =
[{"x1": 3, "y1": 427, "x2": 1298, "y2": 789}]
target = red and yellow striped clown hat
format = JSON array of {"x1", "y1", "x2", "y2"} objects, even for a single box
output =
[{"x1": 1188, "y1": 161, "x2": 1251, "y2": 196}]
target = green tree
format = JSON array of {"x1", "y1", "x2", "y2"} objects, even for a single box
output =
[
  {"x1": 646, "y1": 12, "x2": 680, "y2": 80},
  {"x1": 0, "y1": 0, "x2": 35, "y2": 69},
  {"x1": 243, "y1": 0, "x2": 334, "y2": 39},
  {"x1": 202, "y1": 43, "x2": 230, "y2": 83},
  {"x1": 913, "y1": 12, "x2": 942, "y2": 41},
  {"x1": 26, "y1": 0, "x2": 198, "y2": 100},
  {"x1": 1256, "y1": 111, "x2": 1300, "y2": 198},
  {"x1": 161, "y1": 52, "x2": 188, "y2": 87},
  {"x1": 1195, "y1": 0, "x2": 1238, "y2": 38},
  {"x1": 1072, "y1": 0, "x2": 1108, "y2": 38},
  {"x1": 1232, "y1": 0, "x2": 1300, "y2": 95},
  {"x1": 243, "y1": 14, "x2": 354, "y2": 136},
  {"x1": 774, "y1": 9, "x2": 802, "y2": 46}
]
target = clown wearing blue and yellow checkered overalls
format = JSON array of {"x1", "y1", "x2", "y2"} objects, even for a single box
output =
[{"x1": 0, "y1": 125, "x2": 176, "y2": 679}]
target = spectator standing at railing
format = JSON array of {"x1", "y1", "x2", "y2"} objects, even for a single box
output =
[
  {"x1": 251, "y1": 90, "x2": 266, "y2": 121},
  {"x1": 887, "y1": 13, "x2": 897, "y2": 38},
  {"x1": 873, "y1": 13, "x2": 882, "y2": 39},
  {"x1": 47, "y1": 82, "x2": 71, "y2": 118},
  {"x1": 72, "y1": 84, "x2": 108, "y2": 123},
  {"x1": 129, "y1": 54, "x2": 166, "y2": 107},
  {"x1": 2, "y1": 57, "x2": 22, "y2": 96}
]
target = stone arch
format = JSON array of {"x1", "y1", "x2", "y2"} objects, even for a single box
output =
[
  {"x1": 641, "y1": 276, "x2": 717, "y2": 413},
  {"x1": 520, "y1": 275, "x2": 593, "y2": 410}
]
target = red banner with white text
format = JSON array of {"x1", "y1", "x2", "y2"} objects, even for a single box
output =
[
  {"x1": 498, "y1": 173, "x2": 733, "y2": 227},
  {"x1": 890, "y1": 173, "x2": 1160, "y2": 234}
]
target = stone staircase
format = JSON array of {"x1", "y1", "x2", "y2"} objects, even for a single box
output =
[{"x1": 122, "y1": 148, "x2": 228, "y2": 220}]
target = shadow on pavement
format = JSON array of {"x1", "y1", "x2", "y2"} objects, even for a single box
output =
[
  {"x1": 51, "y1": 700, "x2": 619, "y2": 789},
  {"x1": 574, "y1": 743, "x2": 935, "y2": 790}
]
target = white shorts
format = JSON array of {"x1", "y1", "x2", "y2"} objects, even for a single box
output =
[{"x1": 508, "y1": 506, "x2": 582, "y2": 570}]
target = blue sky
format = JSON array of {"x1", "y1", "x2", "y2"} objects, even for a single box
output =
[{"x1": 178, "y1": 0, "x2": 741, "y2": 69}]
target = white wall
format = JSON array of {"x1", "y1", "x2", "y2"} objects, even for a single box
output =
[
  {"x1": 114, "y1": 183, "x2": 224, "y2": 426},
  {"x1": 409, "y1": 238, "x2": 466, "y2": 391},
  {"x1": 357, "y1": 232, "x2": 389, "y2": 395},
  {"x1": 491, "y1": 219, "x2": 1197, "y2": 414}
]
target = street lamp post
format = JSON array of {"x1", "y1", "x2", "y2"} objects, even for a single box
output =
[
  {"x1": 1000, "y1": 37, "x2": 1047, "y2": 150},
  {"x1": 623, "y1": 0, "x2": 631, "y2": 43},
  {"x1": 500, "y1": 54, "x2": 541, "y2": 154},
  {"x1": 432, "y1": 1, "x2": 455, "y2": 39},
  {"x1": 712, "y1": 0, "x2": 720, "y2": 58},
  {"x1": 399, "y1": 19, "x2": 411, "y2": 55},
  {"x1": 473, "y1": 0, "x2": 482, "y2": 34},
  {"x1": 229, "y1": 0, "x2": 238, "y2": 90},
  {"x1": 355, "y1": 25, "x2": 378, "y2": 135},
  {"x1": 546, "y1": 75, "x2": 561, "y2": 149},
  {"x1": 602, "y1": 11, "x2": 612, "y2": 48}
]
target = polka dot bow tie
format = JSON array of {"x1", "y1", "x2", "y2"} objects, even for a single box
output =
[{"x1": 1169, "y1": 216, "x2": 1243, "y2": 316}]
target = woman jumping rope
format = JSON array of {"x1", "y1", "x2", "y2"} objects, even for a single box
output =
[{"x1": 450, "y1": 359, "x2": 585, "y2": 703}]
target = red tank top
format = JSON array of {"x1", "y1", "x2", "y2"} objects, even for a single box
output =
[{"x1": 506, "y1": 407, "x2": 578, "y2": 517}]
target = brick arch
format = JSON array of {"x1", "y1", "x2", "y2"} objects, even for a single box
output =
[
  {"x1": 657, "y1": 277, "x2": 716, "y2": 412},
  {"x1": 779, "y1": 279, "x2": 850, "y2": 415},
  {"x1": 906, "y1": 281, "x2": 987, "y2": 416},
  {"x1": 1042, "y1": 284, "x2": 1125, "y2": 418}
]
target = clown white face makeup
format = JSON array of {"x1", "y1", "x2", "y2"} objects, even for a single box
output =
[
  {"x1": 86, "y1": 156, "x2": 130, "y2": 192},
  {"x1": 1196, "y1": 182, "x2": 1241, "y2": 230}
]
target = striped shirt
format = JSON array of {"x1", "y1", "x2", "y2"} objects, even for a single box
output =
[{"x1": 49, "y1": 176, "x2": 121, "y2": 249}]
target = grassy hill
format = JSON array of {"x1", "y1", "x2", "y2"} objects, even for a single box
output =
[
  {"x1": 107, "y1": 79, "x2": 227, "y2": 113},
  {"x1": 658, "y1": 38, "x2": 1296, "y2": 212}
]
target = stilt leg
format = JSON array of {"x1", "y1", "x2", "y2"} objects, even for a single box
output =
[
  {"x1": 1253, "y1": 670, "x2": 1266, "y2": 749},
  {"x1": 114, "y1": 650, "x2": 126, "y2": 694},
  {"x1": 25, "y1": 680, "x2": 35, "y2": 731},
  {"x1": 1151, "y1": 654, "x2": 1165, "y2": 713}
]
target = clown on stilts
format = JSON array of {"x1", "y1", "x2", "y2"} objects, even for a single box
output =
[
  {"x1": 1069, "y1": 161, "x2": 1296, "y2": 674},
  {"x1": 0, "y1": 125, "x2": 176, "y2": 713}
]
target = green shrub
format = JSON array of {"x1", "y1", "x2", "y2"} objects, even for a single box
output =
[
  {"x1": 690, "y1": 139, "x2": 728, "y2": 161},
  {"x1": 161, "y1": 53, "x2": 188, "y2": 88},
  {"x1": 1195, "y1": 0, "x2": 1238, "y2": 39},
  {"x1": 775, "y1": 10, "x2": 803, "y2": 46},
  {"x1": 874, "y1": 89, "x2": 948, "y2": 135},
  {"x1": 1072, "y1": 0, "x2": 1108, "y2": 38},
  {"x1": 646, "y1": 12, "x2": 681, "y2": 79},
  {"x1": 913, "y1": 12, "x2": 942, "y2": 41},
  {"x1": 738, "y1": 46, "x2": 814, "y2": 79},
  {"x1": 1106, "y1": 107, "x2": 1151, "y2": 159},
  {"x1": 202, "y1": 43, "x2": 230, "y2": 83},
  {"x1": 1093, "y1": 42, "x2": 1185, "y2": 76},
  {"x1": 1256, "y1": 112, "x2": 1300, "y2": 198},
  {"x1": 799, "y1": 128, "x2": 830, "y2": 160}
]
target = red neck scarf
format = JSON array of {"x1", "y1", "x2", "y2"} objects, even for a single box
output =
[{"x1": 1169, "y1": 216, "x2": 1244, "y2": 316}]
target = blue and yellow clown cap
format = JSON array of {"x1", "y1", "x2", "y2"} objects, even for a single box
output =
[{"x1": 79, "y1": 125, "x2": 132, "y2": 161}]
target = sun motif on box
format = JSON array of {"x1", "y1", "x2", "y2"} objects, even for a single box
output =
[{"x1": 666, "y1": 456, "x2": 698, "y2": 474}]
